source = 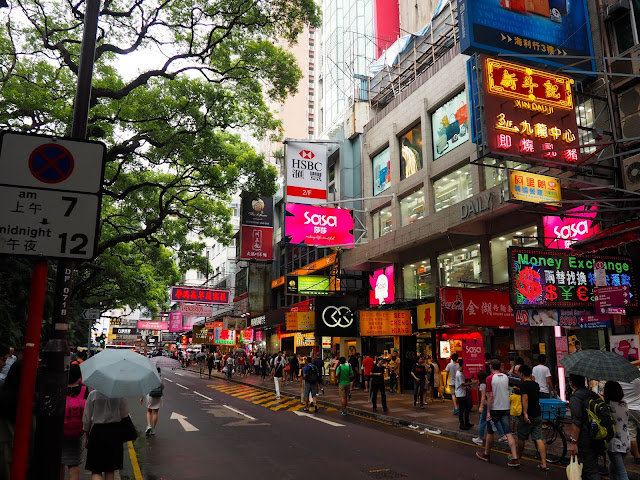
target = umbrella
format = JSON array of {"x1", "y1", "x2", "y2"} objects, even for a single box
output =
[
  {"x1": 233, "y1": 348, "x2": 246, "y2": 355},
  {"x1": 80, "y1": 348, "x2": 161, "y2": 398},
  {"x1": 560, "y1": 350, "x2": 640, "y2": 382},
  {"x1": 150, "y1": 356, "x2": 181, "y2": 370},
  {"x1": 196, "y1": 352, "x2": 206, "y2": 359}
]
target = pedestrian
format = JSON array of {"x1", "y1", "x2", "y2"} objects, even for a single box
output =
[
  {"x1": 411, "y1": 356, "x2": 427, "y2": 408},
  {"x1": 0, "y1": 345, "x2": 16, "y2": 389},
  {"x1": 226, "y1": 355, "x2": 234, "y2": 379},
  {"x1": 515, "y1": 365, "x2": 549, "y2": 471},
  {"x1": 207, "y1": 354, "x2": 215, "y2": 378},
  {"x1": 620, "y1": 374, "x2": 640, "y2": 464},
  {"x1": 604, "y1": 380, "x2": 630, "y2": 480},
  {"x1": 313, "y1": 354, "x2": 326, "y2": 395},
  {"x1": 83, "y1": 389, "x2": 131, "y2": 479},
  {"x1": 472, "y1": 370, "x2": 488, "y2": 446},
  {"x1": 532, "y1": 354, "x2": 556, "y2": 398},
  {"x1": 290, "y1": 353, "x2": 300, "y2": 381},
  {"x1": 446, "y1": 353, "x2": 460, "y2": 414},
  {"x1": 0, "y1": 359, "x2": 20, "y2": 480},
  {"x1": 214, "y1": 351, "x2": 221, "y2": 372},
  {"x1": 567, "y1": 374, "x2": 605, "y2": 479},
  {"x1": 388, "y1": 351, "x2": 399, "y2": 394},
  {"x1": 271, "y1": 352, "x2": 285, "y2": 399},
  {"x1": 260, "y1": 354, "x2": 268, "y2": 381},
  {"x1": 281, "y1": 351, "x2": 290, "y2": 384},
  {"x1": 484, "y1": 352, "x2": 492, "y2": 375},
  {"x1": 237, "y1": 354, "x2": 245, "y2": 376},
  {"x1": 60, "y1": 364, "x2": 88, "y2": 480},
  {"x1": 253, "y1": 354, "x2": 260, "y2": 375},
  {"x1": 476, "y1": 359, "x2": 520, "y2": 467},
  {"x1": 336, "y1": 356, "x2": 353, "y2": 416},
  {"x1": 456, "y1": 359, "x2": 476, "y2": 430},
  {"x1": 370, "y1": 357, "x2": 388, "y2": 413},
  {"x1": 362, "y1": 353, "x2": 374, "y2": 393},
  {"x1": 425, "y1": 356, "x2": 435, "y2": 403},
  {"x1": 349, "y1": 352, "x2": 361, "y2": 391},
  {"x1": 141, "y1": 367, "x2": 164, "y2": 436},
  {"x1": 302, "y1": 357, "x2": 319, "y2": 413}
]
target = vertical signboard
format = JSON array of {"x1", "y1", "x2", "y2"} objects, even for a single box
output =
[
  {"x1": 369, "y1": 266, "x2": 395, "y2": 306},
  {"x1": 285, "y1": 141, "x2": 328, "y2": 204},
  {"x1": 461, "y1": 338, "x2": 484, "y2": 379},
  {"x1": 239, "y1": 194, "x2": 274, "y2": 261}
]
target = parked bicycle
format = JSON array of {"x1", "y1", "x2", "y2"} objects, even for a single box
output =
[{"x1": 536, "y1": 404, "x2": 568, "y2": 464}]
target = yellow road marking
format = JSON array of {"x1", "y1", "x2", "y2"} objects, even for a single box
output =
[
  {"x1": 271, "y1": 398, "x2": 301, "y2": 411},
  {"x1": 286, "y1": 403, "x2": 306, "y2": 412},
  {"x1": 127, "y1": 441, "x2": 143, "y2": 480}
]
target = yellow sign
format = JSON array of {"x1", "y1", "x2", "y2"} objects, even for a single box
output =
[
  {"x1": 272, "y1": 253, "x2": 337, "y2": 289},
  {"x1": 295, "y1": 332, "x2": 316, "y2": 347},
  {"x1": 286, "y1": 312, "x2": 315, "y2": 331},
  {"x1": 508, "y1": 170, "x2": 561, "y2": 206},
  {"x1": 416, "y1": 303, "x2": 436, "y2": 329},
  {"x1": 359, "y1": 311, "x2": 412, "y2": 336}
]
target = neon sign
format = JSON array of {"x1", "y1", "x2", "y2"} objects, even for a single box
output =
[
  {"x1": 543, "y1": 206, "x2": 600, "y2": 249},
  {"x1": 170, "y1": 286, "x2": 230, "y2": 304}
]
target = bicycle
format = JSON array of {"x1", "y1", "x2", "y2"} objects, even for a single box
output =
[{"x1": 536, "y1": 404, "x2": 568, "y2": 464}]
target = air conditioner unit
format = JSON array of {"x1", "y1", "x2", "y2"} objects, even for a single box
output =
[
  {"x1": 606, "y1": 0, "x2": 631, "y2": 19},
  {"x1": 610, "y1": 45, "x2": 640, "y2": 90},
  {"x1": 622, "y1": 154, "x2": 640, "y2": 191},
  {"x1": 619, "y1": 85, "x2": 640, "y2": 139}
]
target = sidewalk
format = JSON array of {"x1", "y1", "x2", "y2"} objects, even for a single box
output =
[{"x1": 190, "y1": 365, "x2": 640, "y2": 478}]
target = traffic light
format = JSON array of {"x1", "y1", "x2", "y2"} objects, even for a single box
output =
[{"x1": 97, "y1": 333, "x2": 105, "y2": 347}]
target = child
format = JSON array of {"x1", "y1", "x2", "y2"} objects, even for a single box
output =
[
  {"x1": 472, "y1": 370, "x2": 488, "y2": 446},
  {"x1": 604, "y1": 381, "x2": 630, "y2": 480}
]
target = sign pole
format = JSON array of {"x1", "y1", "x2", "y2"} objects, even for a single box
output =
[{"x1": 10, "y1": 260, "x2": 48, "y2": 480}]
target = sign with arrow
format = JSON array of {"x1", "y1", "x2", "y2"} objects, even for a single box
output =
[
  {"x1": 595, "y1": 285, "x2": 631, "y2": 315},
  {"x1": 170, "y1": 412, "x2": 199, "y2": 432},
  {"x1": 82, "y1": 308, "x2": 100, "y2": 320}
]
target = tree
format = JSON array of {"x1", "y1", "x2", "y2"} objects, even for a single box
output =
[{"x1": 0, "y1": 0, "x2": 320, "y2": 343}]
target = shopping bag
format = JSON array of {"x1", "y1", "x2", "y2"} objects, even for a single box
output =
[
  {"x1": 509, "y1": 394, "x2": 522, "y2": 417},
  {"x1": 566, "y1": 455, "x2": 582, "y2": 480}
]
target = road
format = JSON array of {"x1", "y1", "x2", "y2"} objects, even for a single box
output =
[{"x1": 128, "y1": 369, "x2": 569, "y2": 480}]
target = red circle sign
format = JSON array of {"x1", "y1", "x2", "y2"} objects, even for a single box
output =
[{"x1": 28, "y1": 143, "x2": 75, "y2": 184}]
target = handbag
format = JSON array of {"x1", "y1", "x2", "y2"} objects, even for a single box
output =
[{"x1": 119, "y1": 415, "x2": 138, "y2": 443}]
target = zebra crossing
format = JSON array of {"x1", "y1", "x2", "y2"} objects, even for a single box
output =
[{"x1": 208, "y1": 383, "x2": 338, "y2": 413}]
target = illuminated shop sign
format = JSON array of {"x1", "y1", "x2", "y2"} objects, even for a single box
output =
[
  {"x1": 212, "y1": 321, "x2": 236, "y2": 345},
  {"x1": 508, "y1": 247, "x2": 638, "y2": 308},
  {"x1": 286, "y1": 275, "x2": 331, "y2": 295},
  {"x1": 359, "y1": 310, "x2": 412, "y2": 336},
  {"x1": 507, "y1": 170, "x2": 561, "y2": 205},
  {"x1": 369, "y1": 266, "x2": 395, "y2": 306},
  {"x1": 170, "y1": 286, "x2": 230, "y2": 304},
  {"x1": 543, "y1": 205, "x2": 600, "y2": 249},
  {"x1": 285, "y1": 312, "x2": 315, "y2": 331},
  {"x1": 284, "y1": 203, "x2": 354, "y2": 248}
]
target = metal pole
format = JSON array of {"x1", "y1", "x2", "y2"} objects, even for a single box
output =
[{"x1": 33, "y1": 0, "x2": 102, "y2": 477}]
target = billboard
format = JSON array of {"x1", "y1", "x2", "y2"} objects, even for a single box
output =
[
  {"x1": 240, "y1": 195, "x2": 273, "y2": 227},
  {"x1": 137, "y1": 321, "x2": 168, "y2": 330},
  {"x1": 508, "y1": 247, "x2": 638, "y2": 308},
  {"x1": 432, "y1": 90, "x2": 469, "y2": 160},
  {"x1": 416, "y1": 303, "x2": 437, "y2": 329},
  {"x1": 170, "y1": 286, "x2": 230, "y2": 304},
  {"x1": 286, "y1": 275, "x2": 331, "y2": 295},
  {"x1": 372, "y1": 147, "x2": 391, "y2": 195},
  {"x1": 369, "y1": 266, "x2": 395, "y2": 306},
  {"x1": 239, "y1": 225, "x2": 273, "y2": 261},
  {"x1": 284, "y1": 203, "x2": 354, "y2": 248},
  {"x1": 285, "y1": 141, "x2": 328, "y2": 204},
  {"x1": 285, "y1": 312, "x2": 315, "y2": 331},
  {"x1": 359, "y1": 310, "x2": 412, "y2": 336},
  {"x1": 400, "y1": 124, "x2": 423, "y2": 180},
  {"x1": 457, "y1": 0, "x2": 595, "y2": 71},
  {"x1": 212, "y1": 321, "x2": 236, "y2": 345},
  {"x1": 543, "y1": 205, "x2": 600, "y2": 249},
  {"x1": 507, "y1": 170, "x2": 562, "y2": 205}
]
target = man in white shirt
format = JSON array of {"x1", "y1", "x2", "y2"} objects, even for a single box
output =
[
  {"x1": 621, "y1": 377, "x2": 640, "y2": 463},
  {"x1": 532, "y1": 354, "x2": 556, "y2": 398},
  {"x1": 445, "y1": 353, "x2": 460, "y2": 414}
]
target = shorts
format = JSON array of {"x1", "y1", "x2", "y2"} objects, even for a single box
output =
[
  {"x1": 338, "y1": 384, "x2": 350, "y2": 399},
  {"x1": 487, "y1": 410, "x2": 511, "y2": 436},
  {"x1": 304, "y1": 382, "x2": 318, "y2": 399},
  {"x1": 628, "y1": 409, "x2": 640, "y2": 441},
  {"x1": 364, "y1": 375, "x2": 372, "y2": 384},
  {"x1": 517, "y1": 416, "x2": 543, "y2": 441}
]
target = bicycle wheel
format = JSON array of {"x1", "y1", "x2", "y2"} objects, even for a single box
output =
[{"x1": 538, "y1": 421, "x2": 567, "y2": 464}]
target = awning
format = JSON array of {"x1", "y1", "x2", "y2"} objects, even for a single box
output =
[{"x1": 571, "y1": 218, "x2": 640, "y2": 253}]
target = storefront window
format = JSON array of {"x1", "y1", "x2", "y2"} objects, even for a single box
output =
[
  {"x1": 434, "y1": 164, "x2": 473, "y2": 212},
  {"x1": 431, "y1": 90, "x2": 470, "y2": 160},
  {"x1": 483, "y1": 158, "x2": 529, "y2": 190},
  {"x1": 403, "y1": 260, "x2": 432, "y2": 299},
  {"x1": 400, "y1": 189, "x2": 425, "y2": 226},
  {"x1": 372, "y1": 206, "x2": 393, "y2": 239},
  {"x1": 372, "y1": 147, "x2": 391, "y2": 196},
  {"x1": 400, "y1": 124, "x2": 423, "y2": 180},
  {"x1": 490, "y1": 226, "x2": 539, "y2": 284},
  {"x1": 438, "y1": 244, "x2": 481, "y2": 287}
]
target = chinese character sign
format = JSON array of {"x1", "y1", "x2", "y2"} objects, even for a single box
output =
[
  {"x1": 170, "y1": 286, "x2": 230, "y2": 305},
  {"x1": 508, "y1": 170, "x2": 562, "y2": 205},
  {"x1": 240, "y1": 225, "x2": 273, "y2": 261},
  {"x1": 440, "y1": 287, "x2": 515, "y2": 327},
  {"x1": 508, "y1": 247, "x2": 638, "y2": 308},
  {"x1": 284, "y1": 203, "x2": 354, "y2": 248},
  {"x1": 169, "y1": 311, "x2": 183, "y2": 332},
  {"x1": 285, "y1": 141, "x2": 328, "y2": 204},
  {"x1": 359, "y1": 311, "x2": 412, "y2": 336}
]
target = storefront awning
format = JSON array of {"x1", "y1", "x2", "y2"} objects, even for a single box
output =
[{"x1": 571, "y1": 218, "x2": 640, "y2": 253}]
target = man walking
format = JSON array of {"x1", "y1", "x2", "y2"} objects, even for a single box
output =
[
  {"x1": 362, "y1": 353, "x2": 374, "y2": 393},
  {"x1": 312, "y1": 354, "x2": 326, "y2": 395},
  {"x1": 411, "y1": 356, "x2": 427, "y2": 408},
  {"x1": 456, "y1": 359, "x2": 476, "y2": 429},
  {"x1": 446, "y1": 353, "x2": 460, "y2": 414},
  {"x1": 349, "y1": 352, "x2": 361, "y2": 391},
  {"x1": 476, "y1": 359, "x2": 520, "y2": 467},
  {"x1": 301, "y1": 357, "x2": 319, "y2": 413},
  {"x1": 271, "y1": 351, "x2": 285, "y2": 399},
  {"x1": 370, "y1": 357, "x2": 388, "y2": 413},
  {"x1": 516, "y1": 365, "x2": 549, "y2": 471},
  {"x1": 336, "y1": 356, "x2": 352, "y2": 416},
  {"x1": 532, "y1": 354, "x2": 556, "y2": 398}
]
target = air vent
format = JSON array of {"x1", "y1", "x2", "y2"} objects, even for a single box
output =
[
  {"x1": 622, "y1": 154, "x2": 640, "y2": 192},
  {"x1": 621, "y1": 112, "x2": 640, "y2": 139},
  {"x1": 618, "y1": 84, "x2": 640, "y2": 117}
]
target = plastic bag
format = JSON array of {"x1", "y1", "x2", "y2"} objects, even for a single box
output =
[{"x1": 566, "y1": 455, "x2": 582, "y2": 480}]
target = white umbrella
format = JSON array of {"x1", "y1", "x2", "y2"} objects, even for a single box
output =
[
  {"x1": 150, "y1": 356, "x2": 181, "y2": 370},
  {"x1": 80, "y1": 349, "x2": 161, "y2": 398}
]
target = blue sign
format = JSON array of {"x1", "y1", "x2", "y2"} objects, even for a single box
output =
[{"x1": 457, "y1": 0, "x2": 595, "y2": 72}]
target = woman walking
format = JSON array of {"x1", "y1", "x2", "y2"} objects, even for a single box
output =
[
  {"x1": 60, "y1": 364, "x2": 88, "y2": 480},
  {"x1": 141, "y1": 367, "x2": 165, "y2": 435}
]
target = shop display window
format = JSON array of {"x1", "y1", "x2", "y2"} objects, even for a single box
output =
[
  {"x1": 434, "y1": 164, "x2": 473, "y2": 212},
  {"x1": 482, "y1": 158, "x2": 529, "y2": 190},
  {"x1": 372, "y1": 147, "x2": 391, "y2": 196},
  {"x1": 400, "y1": 189, "x2": 425, "y2": 226},
  {"x1": 490, "y1": 226, "x2": 539, "y2": 284},
  {"x1": 400, "y1": 124, "x2": 423, "y2": 180},
  {"x1": 403, "y1": 260, "x2": 432, "y2": 299},
  {"x1": 431, "y1": 90, "x2": 470, "y2": 160},
  {"x1": 438, "y1": 244, "x2": 481, "y2": 287},
  {"x1": 372, "y1": 206, "x2": 393, "y2": 239}
]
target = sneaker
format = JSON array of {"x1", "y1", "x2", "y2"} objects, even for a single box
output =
[
  {"x1": 348, "y1": 393, "x2": 351, "y2": 399},
  {"x1": 341, "y1": 411, "x2": 347, "y2": 416},
  {"x1": 276, "y1": 396, "x2": 281, "y2": 400},
  {"x1": 507, "y1": 459, "x2": 520, "y2": 468},
  {"x1": 149, "y1": 428, "x2": 155, "y2": 435},
  {"x1": 420, "y1": 404, "x2": 425, "y2": 409},
  {"x1": 321, "y1": 389, "x2": 325, "y2": 395},
  {"x1": 498, "y1": 435, "x2": 508, "y2": 443},
  {"x1": 475, "y1": 452, "x2": 490, "y2": 462},
  {"x1": 453, "y1": 409, "x2": 459, "y2": 415},
  {"x1": 145, "y1": 425, "x2": 152, "y2": 436},
  {"x1": 303, "y1": 407, "x2": 309, "y2": 412},
  {"x1": 459, "y1": 425, "x2": 470, "y2": 430},
  {"x1": 472, "y1": 437, "x2": 484, "y2": 446},
  {"x1": 465, "y1": 423, "x2": 474, "y2": 428},
  {"x1": 537, "y1": 465, "x2": 550, "y2": 471}
]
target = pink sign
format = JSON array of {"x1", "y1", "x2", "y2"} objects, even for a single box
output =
[
  {"x1": 543, "y1": 205, "x2": 600, "y2": 249},
  {"x1": 461, "y1": 338, "x2": 484, "y2": 379},
  {"x1": 284, "y1": 203, "x2": 354, "y2": 248},
  {"x1": 256, "y1": 331, "x2": 263, "y2": 342},
  {"x1": 137, "y1": 321, "x2": 169, "y2": 331},
  {"x1": 369, "y1": 266, "x2": 395, "y2": 306},
  {"x1": 169, "y1": 311, "x2": 183, "y2": 332}
]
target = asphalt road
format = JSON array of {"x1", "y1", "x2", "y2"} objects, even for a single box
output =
[{"x1": 128, "y1": 369, "x2": 570, "y2": 480}]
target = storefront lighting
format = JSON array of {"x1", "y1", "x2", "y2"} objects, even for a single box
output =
[
  {"x1": 447, "y1": 253, "x2": 453, "y2": 256},
  {"x1": 462, "y1": 248, "x2": 467, "y2": 252},
  {"x1": 410, "y1": 264, "x2": 415, "y2": 267},
  {"x1": 421, "y1": 261, "x2": 427, "y2": 264},
  {"x1": 499, "y1": 237, "x2": 506, "y2": 241},
  {"x1": 516, "y1": 232, "x2": 523, "y2": 235}
]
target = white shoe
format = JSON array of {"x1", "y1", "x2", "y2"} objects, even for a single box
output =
[
  {"x1": 145, "y1": 425, "x2": 152, "y2": 435},
  {"x1": 472, "y1": 437, "x2": 484, "y2": 446},
  {"x1": 498, "y1": 435, "x2": 508, "y2": 442}
]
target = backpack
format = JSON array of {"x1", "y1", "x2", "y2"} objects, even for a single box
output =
[
  {"x1": 149, "y1": 385, "x2": 163, "y2": 398},
  {"x1": 586, "y1": 396, "x2": 616, "y2": 442},
  {"x1": 305, "y1": 365, "x2": 319, "y2": 384},
  {"x1": 63, "y1": 386, "x2": 86, "y2": 439}
]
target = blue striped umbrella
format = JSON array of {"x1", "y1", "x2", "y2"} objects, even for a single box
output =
[{"x1": 560, "y1": 350, "x2": 640, "y2": 382}]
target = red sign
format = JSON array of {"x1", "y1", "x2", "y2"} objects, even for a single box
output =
[
  {"x1": 482, "y1": 56, "x2": 580, "y2": 164},
  {"x1": 461, "y1": 338, "x2": 484, "y2": 379},
  {"x1": 440, "y1": 287, "x2": 515, "y2": 327},
  {"x1": 595, "y1": 285, "x2": 631, "y2": 314},
  {"x1": 170, "y1": 286, "x2": 230, "y2": 305},
  {"x1": 240, "y1": 225, "x2": 273, "y2": 261}
]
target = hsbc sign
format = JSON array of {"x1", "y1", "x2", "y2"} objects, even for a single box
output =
[{"x1": 285, "y1": 141, "x2": 328, "y2": 205}]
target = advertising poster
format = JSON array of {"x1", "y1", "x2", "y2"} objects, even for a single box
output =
[
  {"x1": 213, "y1": 322, "x2": 236, "y2": 345},
  {"x1": 457, "y1": 0, "x2": 594, "y2": 71},
  {"x1": 432, "y1": 90, "x2": 469, "y2": 160},
  {"x1": 285, "y1": 141, "x2": 328, "y2": 204},
  {"x1": 286, "y1": 275, "x2": 331, "y2": 295},
  {"x1": 372, "y1": 147, "x2": 391, "y2": 195},
  {"x1": 416, "y1": 303, "x2": 437, "y2": 329},
  {"x1": 284, "y1": 203, "x2": 354, "y2": 248},
  {"x1": 611, "y1": 334, "x2": 640, "y2": 362},
  {"x1": 240, "y1": 195, "x2": 273, "y2": 227},
  {"x1": 240, "y1": 225, "x2": 274, "y2": 261},
  {"x1": 285, "y1": 312, "x2": 315, "y2": 331},
  {"x1": 168, "y1": 311, "x2": 183, "y2": 332},
  {"x1": 461, "y1": 338, "x2": 484, "y2": 379},
  {"x1": 369, "y1": 266, "x2": 395, "y2": 306},
  {"x1": 543, "y1": 205, "x2": 600, "y2": 249},
  {"x1": 359, "y1": 310, "x2": 412, "y2": 336},
  {"x1": 440, "y1": 340, "x2": 452, "y2": 359},
  {"x1": 400, "y1": 124, "x2": 423, "y2": 180}
]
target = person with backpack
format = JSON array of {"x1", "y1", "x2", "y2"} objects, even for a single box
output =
[
  {"x1": 336, "y1": 356, "x2": 353, "y2": 416},
  {"x1": 61, "y1": 363, "x2": 87, "y2": 480},
  {"x1": 568, "y1": 373, "x2": 612, "y2": 480},
  {"x1": 140, "y1": 367, "x2": 165, "y2": 436},
  {"x1": 604, "y1": 381, "x2": 630, "y2": 480},
  {"x1": 301, "y1": 357, "x2": 319, "y2": 413}
]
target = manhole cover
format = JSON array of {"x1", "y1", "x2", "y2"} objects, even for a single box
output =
[{"x1": 365, "y1": 469, "x2": 407, "y2": 479}]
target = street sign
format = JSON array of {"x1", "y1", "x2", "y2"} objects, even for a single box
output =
[
  {"x1": 594, "y1": 261, "x2": 607, "y2": 287},
  {"x1": 82, "y1": 308, "x2": 100, "y2": 320},
  {"x1": 595, "y1": 285, "x2": 631, "y2": 314},
  {"x1": 0, "y1": 132, "x2": 105, "y2": 260}
]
